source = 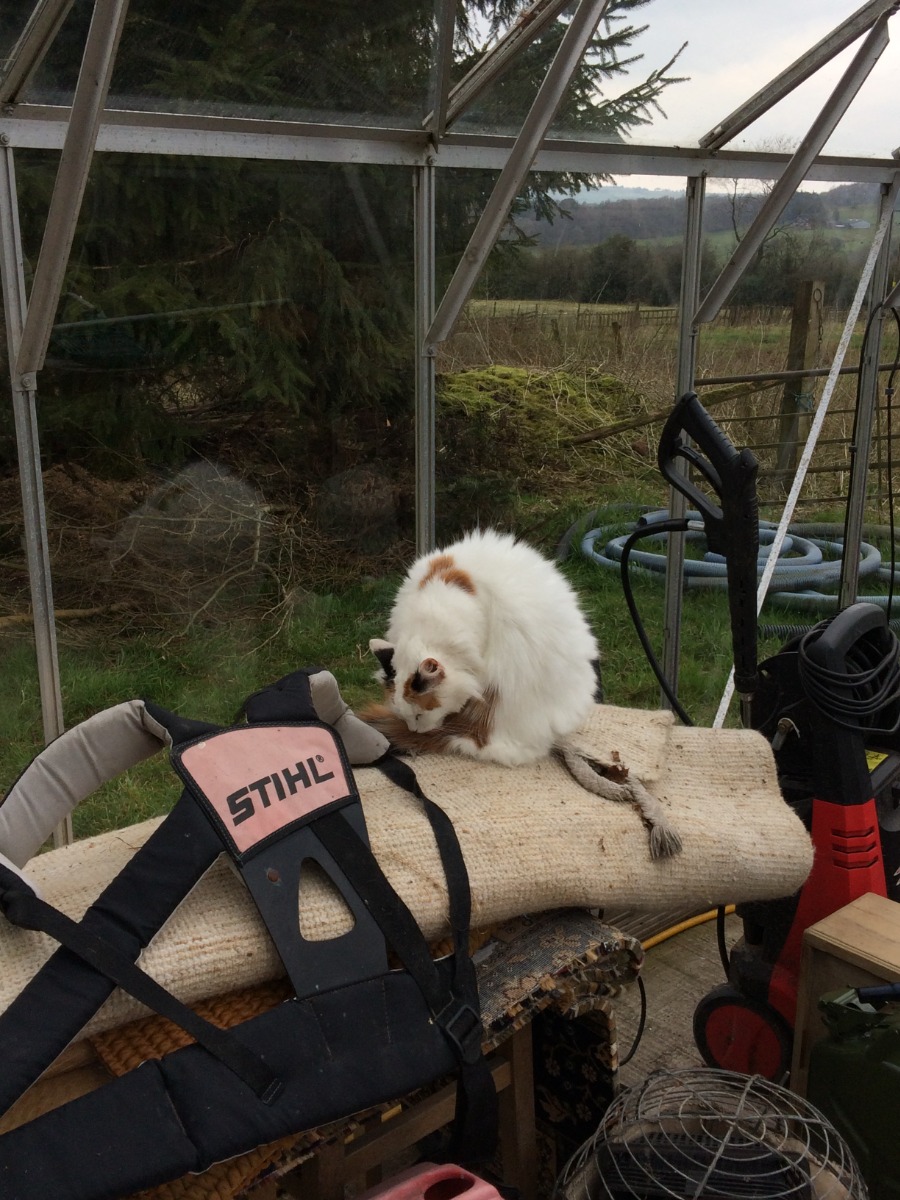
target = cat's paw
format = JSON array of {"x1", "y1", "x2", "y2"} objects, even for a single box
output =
[{"x1": 468, "y1": 737, "x2": 543, "y2": 767}]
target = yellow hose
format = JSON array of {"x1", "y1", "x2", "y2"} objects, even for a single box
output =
[{"x1": 641, "y1": 904, "x2": 736, "y2": 951}]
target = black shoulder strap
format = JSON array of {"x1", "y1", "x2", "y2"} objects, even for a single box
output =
[
  {"x1": 0, "y1": 673, "x2": 497, "y2": 1160},
  {"x1": 0, "y1": 864, "x2": 281, "y2": 1102},
  {"x1": 240, "y1": 668, "x2": 319, "y2": 724},
  {"x1": 0, "y1": 788, "x2": 223, "y2": 1114},
  {"x1": 0, "y1": 677, "x2": 321, "y2": 1107},
  {"x1": 0, "y1": 671, "x2": 336, "y2": 1111},
  {"x1": 366, "y1": 754, "x2": 497, "y2": 1163}
]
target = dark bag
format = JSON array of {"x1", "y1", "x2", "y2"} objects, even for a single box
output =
[{"x1": 0, "y1": 670, "x2": 497, "y2": 1200}]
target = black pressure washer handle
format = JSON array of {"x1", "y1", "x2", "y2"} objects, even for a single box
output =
[{"x1": 658, "y1": 392, "x2": 761, "y2": 706}]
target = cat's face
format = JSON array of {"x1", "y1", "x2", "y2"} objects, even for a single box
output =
[{"x1": 369, "y1": 638, "x2": 480, "y2": 733}]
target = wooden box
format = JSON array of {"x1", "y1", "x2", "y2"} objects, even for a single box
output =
[{"x1": 791, "y1": 891, "x2": 900, "y2": 1096}]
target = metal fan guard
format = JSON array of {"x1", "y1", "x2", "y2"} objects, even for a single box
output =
[{"x1": 555, "y1": 1068, "x2": 867, "y2": 1200}]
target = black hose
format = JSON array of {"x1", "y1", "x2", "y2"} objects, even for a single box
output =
[
  {"x1": 619, "y1": 974, "x2": 647, "y2": 1067},
  {"x1": 619, "y1": 519, "x2": 694, "y2": 727},
  {"x1": 761, "y1": 619, "x2": 900, "y2": 640}
]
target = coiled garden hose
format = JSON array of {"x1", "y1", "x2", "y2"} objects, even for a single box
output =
[{"x1": 579, "y1": 510, "x2": 895, "y2": 615}]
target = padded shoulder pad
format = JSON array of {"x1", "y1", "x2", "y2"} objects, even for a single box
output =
[{"x1": 0, "y1": 701, "x2": 171, "y2": 869}]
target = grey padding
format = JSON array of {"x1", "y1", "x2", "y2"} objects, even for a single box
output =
[
  {"x1": 308, "y1": 670, "x2": 390, "y2": 765},
  {"x1": 0, "y1": 701, "x2": 171, "y2": 868}
]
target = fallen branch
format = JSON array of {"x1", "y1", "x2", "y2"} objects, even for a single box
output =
[
  {"x1": 564, "y1": 379, "x2": 782, "y2": 446},
  {"x1": 0, "y1": 602, "x2": 129, "y2": 630}
]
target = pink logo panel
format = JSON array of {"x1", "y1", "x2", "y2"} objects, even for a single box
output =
[{"x1": 180, "y1": 725, "x2": 352, "y2": 854}]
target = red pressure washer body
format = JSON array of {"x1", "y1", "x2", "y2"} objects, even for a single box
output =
[{"x1": 694, "y1": 602, "x2": 900, "y2": 1081}]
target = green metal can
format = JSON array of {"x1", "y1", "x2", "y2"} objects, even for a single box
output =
[{"x1": 807, "y1": 987, "x2": 900, "y2": 1199}]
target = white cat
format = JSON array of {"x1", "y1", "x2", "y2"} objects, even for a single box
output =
[
  {"x1": 362, "y1": 528, "x2": 601, "y2": 766},
  {"x1": 362, "y1": 528, "x2": 682, "y2": 858}
]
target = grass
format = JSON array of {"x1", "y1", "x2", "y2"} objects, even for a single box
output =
[
  {"x1": 3, "y1": 506, "x2": 872, "y2": 842},
  {"x1": 0, "y1": 580, "x2": 397, "y2": 840}
]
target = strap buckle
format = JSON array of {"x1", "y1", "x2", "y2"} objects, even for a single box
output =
[{"x1": 436, "y1": 999, "x2": 484, "y2": 1064}]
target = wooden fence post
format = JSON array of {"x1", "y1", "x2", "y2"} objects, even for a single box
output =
[
  {"x1": 611, "y1": 320, "x2": 623, "y2": 360},
  {"x1": 775, "y1": 280, "x2": 825, "y2": 481}
]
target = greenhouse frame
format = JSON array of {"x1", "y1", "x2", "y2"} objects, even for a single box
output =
[{"x1": 3, "y1": 0, "x2": 900, "y2": 766}]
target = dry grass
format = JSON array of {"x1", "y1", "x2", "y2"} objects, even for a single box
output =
[
  {"x1": 1, "y1": 301, "x2": 892, "y2": 657},
  {"x1": 441, "y1": 301, "x2": 888, "y2": 521}
]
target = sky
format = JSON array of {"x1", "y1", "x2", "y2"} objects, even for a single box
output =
[{"x1": 597, "y1": 0, "x2": 900, "y2": 190}]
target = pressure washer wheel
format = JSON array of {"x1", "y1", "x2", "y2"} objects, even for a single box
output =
[{"x1": 693, "y1": 983, "x2": 793, "y2": 1081}]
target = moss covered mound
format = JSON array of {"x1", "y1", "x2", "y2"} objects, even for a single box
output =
[
  {"x1": 440, "y1": 365, "x2": 629, "y2": 435},
  {"x1": 435, "y1": 365, "x2": 639, "y2": 530}
]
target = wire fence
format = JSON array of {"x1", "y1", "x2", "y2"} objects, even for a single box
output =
[
  {"x1": 454, "y1": 299, "x2": 899, "y2": 521},
  {"x1": 474, "y1": 301, "x2": 793, "y2": 331}
]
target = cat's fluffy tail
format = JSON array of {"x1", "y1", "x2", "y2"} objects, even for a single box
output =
[
  {"x1": 358, "y1": 701, "x2": 455, "y2": 755},
  {"x1": 555, "y1": 743, "x2": 683, "y2": 860}
]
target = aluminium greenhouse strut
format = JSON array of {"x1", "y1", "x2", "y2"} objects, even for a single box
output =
[{"x1": 2, "y1": 0, "x2": 900, "y2": 741}]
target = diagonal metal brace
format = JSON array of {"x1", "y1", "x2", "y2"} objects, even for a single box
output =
[
  {"x1": 0, "y1": 0, "x2": 76, "y2": 107},
  {"x1": 426, "y1": 0, "x2": 611, "y2": 347},
  {"x1": 693, "y1": 9, "x2": 893, "y2": 327},
  {"x1": 14, "y1": 0, "x2": 130, "y2": 382}
]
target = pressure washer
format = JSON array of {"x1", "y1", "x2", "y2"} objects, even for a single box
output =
[{"x1": 644, "y1": 392, "x2": 900, "y2": 1082}]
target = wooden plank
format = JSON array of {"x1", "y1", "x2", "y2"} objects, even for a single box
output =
[{"x1": 803, "y1": 891, "x2": 900, "y2": 977}]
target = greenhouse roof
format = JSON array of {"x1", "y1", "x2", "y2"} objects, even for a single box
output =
[
  {"x1": 2, "y1": 0, "x2": 900, "y2": 185},
  {"x1": 4, "y1": 0, "x2": 900, "y2": 791}
]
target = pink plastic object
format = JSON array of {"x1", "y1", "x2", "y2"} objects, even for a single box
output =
[{"x1": 356, "y1": 1162, "x2": 504, "y2": 1200}]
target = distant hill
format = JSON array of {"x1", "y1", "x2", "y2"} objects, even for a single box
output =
[
  {"x1": 520, "y1": 183, "x2": 879, "y2": 247},
  {"x1": 820, "y1": 182, "x2": 879, "y2": 208},
  {"x1": 561, "y1": 185, "x2": 683, "y2": 203}
]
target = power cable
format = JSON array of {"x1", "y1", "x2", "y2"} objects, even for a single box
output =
[
  {"x1": 886, "y1": 307, "x2": 900, "y2": 622},
  {"x1": 618, "y1": 519, "x2": 695, "y2": 728}
]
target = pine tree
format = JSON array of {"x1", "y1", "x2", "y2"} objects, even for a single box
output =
[{"x1": 2, "y1": 0, "x2": 683, "y2": 479}]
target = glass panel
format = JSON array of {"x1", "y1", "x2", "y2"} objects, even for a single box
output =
[
  {"x1": 610, "y1": 5, "x2": 900, "y2": 161},
  {"x1": 2, "y1": 150, "x2": 415, "y2": 835},
  {"x1": 437, "y1": 166, "x2": 900, "y2": 723},
  {"x1": 0, "y1": 2, "x2": 29, "y2": 66},
  {"x1": 8, "y1": 1, "x2": 898, "y2": 157},
  {"x1": 446, "y1": 3, "x2": 900, "y2": 160},
  {"x1": 2, "y1": 1, "x2": 90, "y2": 102},
  {"x1": 13, "y1": 0, "x2": 436, "y2": 127},
  {"x1": 450, "y1": 2, "x2": 684, "y2": 141}
]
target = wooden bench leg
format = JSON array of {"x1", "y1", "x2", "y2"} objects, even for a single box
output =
[
  {"x1": 497, "y1": 1025, "x2": 538, "y2": 1200},
  {"x1": 278, "y1": 1037, "x2": 537, "y2": 1200},
  {"x1": 281, "y1": 1139, "x2": 345, "y2": 1200}
]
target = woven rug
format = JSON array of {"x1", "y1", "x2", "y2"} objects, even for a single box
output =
[{"x1": 0, "y1": 702, "x2": 811, "y2": 1036}]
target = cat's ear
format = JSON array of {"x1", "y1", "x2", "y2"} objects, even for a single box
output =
[
  {"x1": 369, "y1": 638, "x2": 395, "y2": 682},
  {"x1": 413, "y1": 657, "x2": 446, "y2": 692}
]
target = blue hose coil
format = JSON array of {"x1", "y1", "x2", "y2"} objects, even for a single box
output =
[{"x1": 580, "y1": 510, "x2": 887, "y2": 612}]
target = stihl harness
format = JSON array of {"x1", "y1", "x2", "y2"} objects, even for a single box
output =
[{"x1": 0, "y1": 670, "x2": 497, "y2": 1200}]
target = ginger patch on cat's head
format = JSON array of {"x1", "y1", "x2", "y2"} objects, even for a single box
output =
[
  {"x1": 419, "y1": 554, "x2": 476, "y2": 595},
  {"x1": 402, "y1": 656, "x2": 445, "y2": 709}
]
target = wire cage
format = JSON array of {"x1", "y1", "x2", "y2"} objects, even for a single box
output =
[{"x1": 555, "y1": 1068, "x2": 867, "y2": 1200}]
